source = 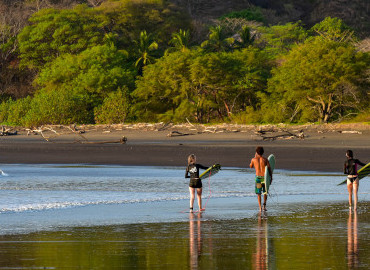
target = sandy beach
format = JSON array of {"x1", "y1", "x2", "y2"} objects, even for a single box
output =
[
  {"x1": 0, "y1": 124, "x2": 369, "y2": 269},
  {"x1": 0, "y1": 123, "x2": 369, "y2": 172}
]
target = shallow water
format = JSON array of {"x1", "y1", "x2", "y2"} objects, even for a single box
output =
[{"x1": 0, "y1": 164, "x2": 369, "y2": 269}]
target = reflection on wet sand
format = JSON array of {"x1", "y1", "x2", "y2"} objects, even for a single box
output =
[
  {"x1": 189, "y1": 213, "x2": 203, "y2": 270},
  {"x1": 347, "y1": 210, "x2": 359, "y2": 269},
  {"x1": 253, "y1": 212, "x2": 268, "y2": 270}
]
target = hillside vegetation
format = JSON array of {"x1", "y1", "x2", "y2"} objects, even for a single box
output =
[{"x1": 0, "y1": 0, "x2": 369, "y2": 126}]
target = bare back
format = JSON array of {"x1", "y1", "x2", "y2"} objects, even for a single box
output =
[{"x1": 250, "y1": 156, "x2": 268, "y2": 177}]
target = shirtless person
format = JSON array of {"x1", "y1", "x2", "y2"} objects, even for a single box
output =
[{"x1": 250, "y1": 146, "x2": 272, "y2": 211}]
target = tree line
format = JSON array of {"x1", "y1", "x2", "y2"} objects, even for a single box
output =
[{"x1": 0, "y1": 0, "x2": 369, "y2": 126}]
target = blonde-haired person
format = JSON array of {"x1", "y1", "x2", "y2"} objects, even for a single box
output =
[{"x1": 185, "y1": 154, "x2": 208, "y2": 213}]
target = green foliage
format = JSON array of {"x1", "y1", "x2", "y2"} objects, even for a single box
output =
[
  {"x1": 234, "y1": 25, "x2": 256, "y2": 49},
  {"x1": 36, "y1": 44, "x2": 135, "y2": 105},
  {"x1": 94, "y1": 88, "x2": 130, "y2": 124},
  {"x1": 133, "y1": 31, "x2": 159, "y2": 73},
  {"x1": 17, "y1": 5, "x2": 106, "y2": 69},
  {"x1": 133, "y1": 50, "x2": 197, "y2": 122},
  {"x1": 98, "y1": 0, "x2": 190, "y2": 49},
  {"x1": 311, "y1": 17, "x2": 353, "y2": 41},
  {"x1": 0, "y1": 97, "x2": 32, "y2": 126},
  {"x1": 167, "y1": 29, "x2": 190, "y2": 53},
  {"x1": 134, "y1": 48, "x2": 272, "y2": 123},
  {"x1": 267, "y1": 37, "x2": 369, "y2": 123},
  {"x1": 220, "y1": 7, "x2": 265, "y2": 23},
  {"x1": 257, "y1": 22, "x2": 308, "y2": 55},
  {"x1": 24, "y1": 88, "x2": 92, "y2": 126},
  {"x1": 201, "y1": 26, "x2": 234, "y2": 52}
]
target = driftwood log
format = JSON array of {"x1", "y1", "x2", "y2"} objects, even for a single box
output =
[
  {"x1": 77, "y1": 136, "x2": 127, "y2": 144},
  {"x1": 0, "y1": 126, "x2": 17, "y2": 136},
  {"x1": 167, "y1": 131, "x2": 193, "y2": 137},
  {"x1": 256, "y1": 128, "x2": 305, "y2": 141}
]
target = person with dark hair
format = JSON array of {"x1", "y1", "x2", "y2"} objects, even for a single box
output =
[
  {"x1": 185, "y1": 154, "x2": 208, "y2": 213},
  {"x1": 344, "y1": 150, "x2": 366, "y2": 210},
  {"x1": 250, "y1": 146, "x2": 272, "y2": 211}
]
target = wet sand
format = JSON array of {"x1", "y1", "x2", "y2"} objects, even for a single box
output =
[
  {"x1": 0, "y1": 124, "x2": 369, "y2": 172},
  {"x1": 1, "y1": 200, "x2": 369, "y2": 269}
]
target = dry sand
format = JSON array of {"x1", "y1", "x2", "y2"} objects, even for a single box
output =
[{"x1": 0, "y1": 123, "x2": 369, "y2": 172}]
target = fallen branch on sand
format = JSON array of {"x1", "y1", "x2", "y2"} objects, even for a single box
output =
[
  {"x1": 76, "y1": 136, "x2": 127, "y2": 144},
  {"x1": 0, "y1": 126, "x2": 17, "y2": 136},
  {"x1": 256, "y1": 127, "x2": 305, "y2": 141},
  {"x1": 167, "y1": 131, "x2": 193, "y2": 137}
]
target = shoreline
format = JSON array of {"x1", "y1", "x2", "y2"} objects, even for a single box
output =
[{"x1": 0, "y1": 123, "x2": 369, "y2": 172}]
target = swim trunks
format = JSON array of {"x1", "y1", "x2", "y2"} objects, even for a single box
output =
[
  {"x1": 189, "y1": 178, "x2": 202, "y2": 188},
  {"x1": 255, "y1": 176, "x2": 265, "y2": 194}
]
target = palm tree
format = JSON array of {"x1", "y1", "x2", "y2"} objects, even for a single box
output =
[
  {"x1": 201, "y1": 25, "x2": 234, "y2": 52},
  {"x1": 168, "y1": 29, "x2": 190, "y2": 53},
  {"x1": 134, "y1": 31, "x2": 158, "y2": 74},
  {"x1": 234, "y1": 25, "x2": 256, "y2": 48}
]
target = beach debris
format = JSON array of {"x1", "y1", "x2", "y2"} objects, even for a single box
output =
[
  {"x1": 256, "y1": 126, "x2": 305, "y2": 141},
  {"x1": 167, "y1": 131, "x2": 193, "y2": 137},
  {"x1": 339, "y1": 130, "x2": 362, "y2": 134},
  {"x1": 157, "y1": 122, "x2": 173, "y2": 131},
  {"x1": 78, "y1": 136, "x2": 127, "y2": 144},
  {"x1": 0, "y1": 126, "x2": 17, "y2": 136}
]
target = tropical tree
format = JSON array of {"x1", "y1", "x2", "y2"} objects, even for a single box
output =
[
  {"x1": 17, "y1": 5, "x2": 106, "y2": 69},
  {"x1": 267, "y1": 37, "x2": 369, "y2": 123},
  {"x1": 201, "y1": 26, "x2": 234, "y2": 52},
  {"x1": 311, "y1": 17, "x2": 353, "y2": 41},
  {"x1": 133, "y1": 48, "x2": 271, "y2": 122},
  {"x1": 257, "y1": 22, "x2": 308, "y2": 55},
  {"x1": 167, "y1": 29, "x2": 190, "y2": 53},
  {"x1": 133, "y1": 30, "x2": 158, "y2": 74},
  {"x1": 233, "y1": 25, "x2": 256, "y2": 49}
]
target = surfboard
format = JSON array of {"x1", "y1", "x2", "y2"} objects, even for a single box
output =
[
  {"x1": 338, "y1": 162, "x2": 370, "y2": 185},
  {"x1": 199, "y1": 164, "x2": 221, "y2": 180},
  {"x1": 263, "y1": 154, "x2": 275, "y2": 195}
]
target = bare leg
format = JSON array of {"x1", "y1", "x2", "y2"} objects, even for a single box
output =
[
  {"x1": 347, "y1": 180, "x2": 353, "y2": 208},
  {"x1": 263, "y1": 194, "x2": 267, "y2": 211},
  {"x1": 257, "y1": 194, "x2": 262, "y2": 211},
  {"x1": 353, "y1": 179, "x2": 359, "y2": 210},
  {"x1": 197, "y1": 188, "x2": 203, "y2": 211},
  {"x1": 189, "y1": 187, "x2": 195, "y2": 211}
]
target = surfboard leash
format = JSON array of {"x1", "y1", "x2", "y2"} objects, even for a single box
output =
[
  {"x1": 202, "y1": 169, "x2": 212, "y2": 211},
  {"x1": 181, "y1": 169, "x2": 213, "y2": 213}
]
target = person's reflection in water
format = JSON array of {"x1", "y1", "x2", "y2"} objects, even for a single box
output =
[
  {"x1": 347, "y1": 210, "x2": 359, "y2": 268},
  {"x1": 189, "y1": 212, "x2": 202, "y2": 270},
  {"x1": 253, "y1": 212, "x2": 268, "y2": 270}
]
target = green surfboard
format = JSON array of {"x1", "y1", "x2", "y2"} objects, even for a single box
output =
[
  {"x1": 199, "y1": 164, "x2": 221, "y2": 180},
  {"x1": 338, "y1": 162, "x2": 370, "y2": 185},
  {"x1": 263, "y1": 154, "x2": 275, "y2": 195}
]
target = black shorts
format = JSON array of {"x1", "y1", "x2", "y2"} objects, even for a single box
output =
[{"x1": 189, "y1": 178, "x2": 202, "y2": 188}]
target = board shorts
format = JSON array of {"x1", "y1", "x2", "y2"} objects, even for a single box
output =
[
  {"x1": 255, "y1": 176, "x2": 265, "y2": 194},
  {"x1": 189, "y1": 178, "x2": 202, "y2": 188}
]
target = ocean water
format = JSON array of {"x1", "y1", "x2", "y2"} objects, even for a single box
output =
[
  {"x1": 0, "y1": 164, "x2": 368, "y2": 235},
  {"x1": 0, "y1": 164, "x2": 369, "y2": 269}
]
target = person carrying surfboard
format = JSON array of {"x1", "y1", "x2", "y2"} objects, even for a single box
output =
[
  {"x1": 250, "y1": 146, "x2": 272, "y2": 211},
  {"x1": 344, "y1": 150, "x2": 366, "y2": 211},
  {"x1": 185, "y1": 154, "x2": 208, "y2": 213}
]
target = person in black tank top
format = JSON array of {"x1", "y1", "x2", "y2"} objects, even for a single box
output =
[
  {"x1": 185, "y1": 154, "x2": 208, "y2": 212},
  {"x1": 344, "y1": 150, "x2": 366, "y2": 210}
]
